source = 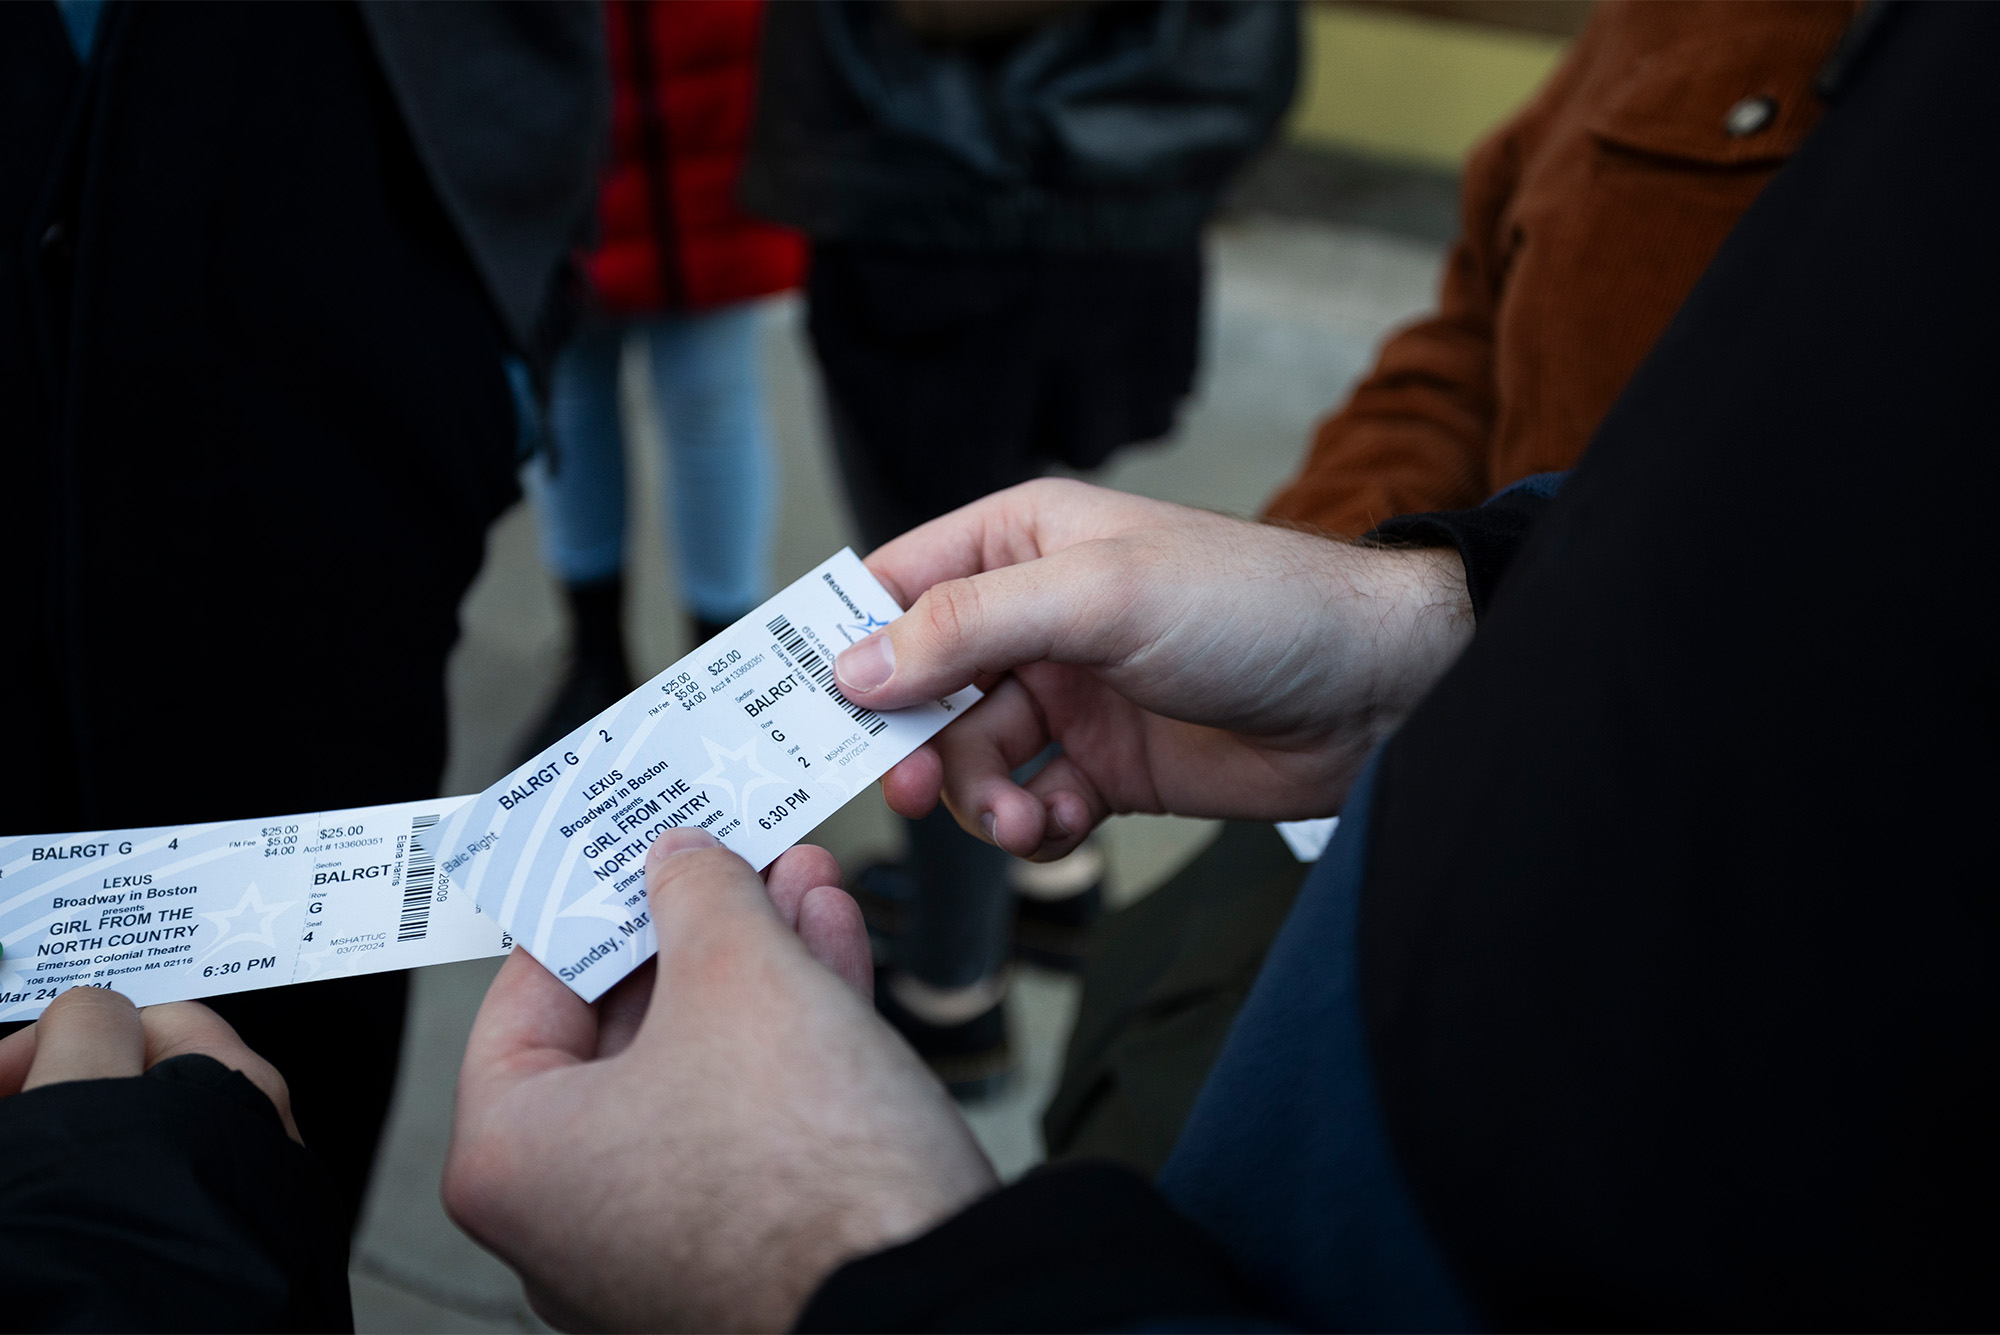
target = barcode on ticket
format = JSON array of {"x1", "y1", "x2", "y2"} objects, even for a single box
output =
[
  {"x1": 767, "y1": 615, "x2": 887, "y2": 737},
  {"x1": 399, "y1": 813, "x2": 437, "y2": 942}
]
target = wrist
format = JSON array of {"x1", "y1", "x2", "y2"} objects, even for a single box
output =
[
  {"x1": 1272, "y1": 530, "x2": 1472, "y2": 723},
  {"x1": 1359, "y1": 545, "x2": 1475, "y2": 716},
  {"x1": 1243, "y1": 534, "x2": 1471, "y2": 803},
  {"x1": 775, "y1": 1158, "x2": 997, "y2": 1329}
]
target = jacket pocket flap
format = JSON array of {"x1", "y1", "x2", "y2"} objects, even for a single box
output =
[{"x1": 1587, "y1": 37, "x2": 1825, "y2": 168}]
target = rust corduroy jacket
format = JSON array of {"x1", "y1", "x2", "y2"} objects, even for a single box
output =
[{"x1": 1265, "y1": 0, "x2": 1858, "y2": 536}]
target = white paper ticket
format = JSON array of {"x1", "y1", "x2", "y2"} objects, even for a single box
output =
[
  {"x1": 0, "y1": 796, "x2": 506, "y2": 1023},
  {"x1": 430, "y1": 548, "x2": 977, "y2": 1002},
  {"x1": 0, "y1": 549, "x2": 972, "y2": 1022}
]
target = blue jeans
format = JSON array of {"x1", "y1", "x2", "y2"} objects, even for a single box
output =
[
  {"x1": 524, "y1": 302, "x2": 777, "y2": 620},
  {"x1": 1161, "y1": 748, "x2": 1471, "y2": 1329}
]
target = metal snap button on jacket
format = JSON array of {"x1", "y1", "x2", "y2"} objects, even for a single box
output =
[{"x1": 1725, "y1": 95, "x2": 1778, "y2": 137}]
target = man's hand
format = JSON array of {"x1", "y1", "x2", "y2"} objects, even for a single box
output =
[
  {"x1": 0, "y1": 991, "x2": 300, "y2": 1142},
  {"x1": 834, "y1": 478, "x2": 1473, "y2": 861},
  {"x1": 443, "y1": 831, "x2": 996, "y2": 1333}
]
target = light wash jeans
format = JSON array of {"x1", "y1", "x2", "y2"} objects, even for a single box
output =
[{"x1": 524, "y1": 301, "x2": 776, "y2": 621}]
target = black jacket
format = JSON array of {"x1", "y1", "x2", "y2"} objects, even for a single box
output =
[
  {"x1": 356, "y1": 0, "x2": 608, "y2": 359},
  {"x1": 0, "y1": 0, "x2": 604, "y2": 1257},
  {"x1": 741, "y1": 0, "x2": 1297, "y2": 251}
]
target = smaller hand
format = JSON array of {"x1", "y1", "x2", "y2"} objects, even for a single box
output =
[
  {"x1": 445, "y1": 831, "x2": 995, "y2": 1332},
  {"x1": 0, "y1": 990, "x2": 299, "y2": 1142}
]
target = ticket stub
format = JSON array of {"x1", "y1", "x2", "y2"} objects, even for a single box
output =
[
  {"x1": 431, "y1": 549, "x2": 977, "y2": 1003},
  {"x1": 0, "y1": 797, "x2": 508, "y2": 1023}
]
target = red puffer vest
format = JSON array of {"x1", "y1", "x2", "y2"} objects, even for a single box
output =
[{"x1": 588, "y1": 0, "x2": 806, "y2": 314}]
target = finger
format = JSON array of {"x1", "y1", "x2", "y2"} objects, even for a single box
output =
[
  {"x1": 880, "y1": 744, "x2": 945, "y2": 821},
  {"x1": 23, "y1": 988, "x2": 143, "y2": 1090},
  {"x1": 141, "y1": 1002, "x2": 301, "y2": 1144},
  {"x1": 594, "y1": 957, "x2": 656, "y2": 1061},
  {"x1": 0, "y1": 1025, "x2": 38, "y2": 1099},
  {"x1": 459, "y1": 946, "x2": 599, "y2": 1113},
  {"x1": 1016, "y1": 752, "x2": 1111, "y2": 862},
  {"x1": 861, "y1": 477, "x2": 1158, "y2": 611},
  {"x1": 796, "y1": 886, "x2": 872, "y2": 999},
  {"x1": 860, "y1": 483, "x2": 1049, "y2": 610},
  {"x1": 926, "y1": 677, "x2": 1068, "y2": 856},
  {"x1": 836, "y1": 542, "x2": 1138, "y2": 712},
  {"x1": 763, "y1": 843, "x2": 844, "y2": 930}
]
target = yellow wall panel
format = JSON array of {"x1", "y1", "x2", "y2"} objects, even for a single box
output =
[{"x1": 1289, "y1": 4, "x2": 1572, "y2": 170}]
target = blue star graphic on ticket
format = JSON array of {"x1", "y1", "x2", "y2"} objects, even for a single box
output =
[
  {"x1": 427, "y1": 549, "x2": 979, "y2": 1002},
  {"x1": 695, "y1": 736, "x2": 785, "y2": 812},
  {"x1": 195, "y1": 883, "x2": 294, "y2": 963}
]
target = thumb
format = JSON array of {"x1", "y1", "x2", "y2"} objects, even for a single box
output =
[
  {"x1": 834, "y1": 545, "x2": 1133, "y2": 711},
  {"x1": 639, "y1": 829, "x2": 775, "y2": 1010}
]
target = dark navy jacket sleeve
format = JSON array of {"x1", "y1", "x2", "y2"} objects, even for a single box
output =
[{"x1": 797, "y1": 1160, "x2": 1283, "y2": 1333}]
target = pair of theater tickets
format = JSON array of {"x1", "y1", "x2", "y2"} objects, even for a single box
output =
[{"x1": 0, "y1": 551, "x2": 980, "y2": 1022}]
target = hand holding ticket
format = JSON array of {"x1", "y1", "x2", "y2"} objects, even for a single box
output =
[
  {"x1": 0, "y1": 550, "x2": 974, "y2": 1019},
  {"x1": 432, "y1": 548, "x2": 977, "y2": 1001}
]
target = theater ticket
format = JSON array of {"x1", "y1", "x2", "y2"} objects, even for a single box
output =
[
  {"x1": 0, "y1": 796, "x2": 503, "y2": 1023},
  {"x1": 0, "y1": 550, "x2": 973, "y2": 1021},
  {"x1": 428, "y1": 548, "x2": 977, "y2": 1002}
]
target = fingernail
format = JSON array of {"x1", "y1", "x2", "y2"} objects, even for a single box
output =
[
  {"x1": 1047, "y1": 801, "x2": 1072, "y2": 838},
  {"x1": 835, "y1": 632, "x2": 893, "y2": 693},
  {"x1": 979, "y1": 811, "x2": 998, "y2": 843},
  {"x1": 647, "y1": 827, "x2": 717, "y2": 867}
]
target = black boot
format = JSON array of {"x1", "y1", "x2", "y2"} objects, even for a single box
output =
[
  {"x1": 514, "y1": 576, "x2": 635, "y2": 764},
  {"x1": 1010, "y1": 835, "x2": 1107, "y2": 972}
]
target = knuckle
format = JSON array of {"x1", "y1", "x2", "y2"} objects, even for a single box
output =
[
  {"x1": 48, "y1": 987, "x2": 130, "y2": 1021},
  {"x1": 147, "y1": 1000, "x2": 217, "y2": 1039},
  {"x1": 922, "y1": 576, "x2": 981, "y2": 652},
  {"x1": 1018, "y1": 476, "x2": 1063, "y2": 505},
  {"x1": 251, "y1": 1058, "x2": 292, "y2": 1113},
  {"x1": 1023, "y1": 474, "x2": 1082, "y2": 506}
]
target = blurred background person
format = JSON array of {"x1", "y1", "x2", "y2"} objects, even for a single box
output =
[
  {"x1": 742, "y1": 0, "x2": 1298, "y2": 1096},
  {"x1": 1043, "y1": 0, "x2": 1866, "y2": 1174},
  {"x1": 0, "y1": 0, "x2": 606, "y2": 1233},
  {"x1": 519, "y1": 0, "x2": 806, "y2": 757}
]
